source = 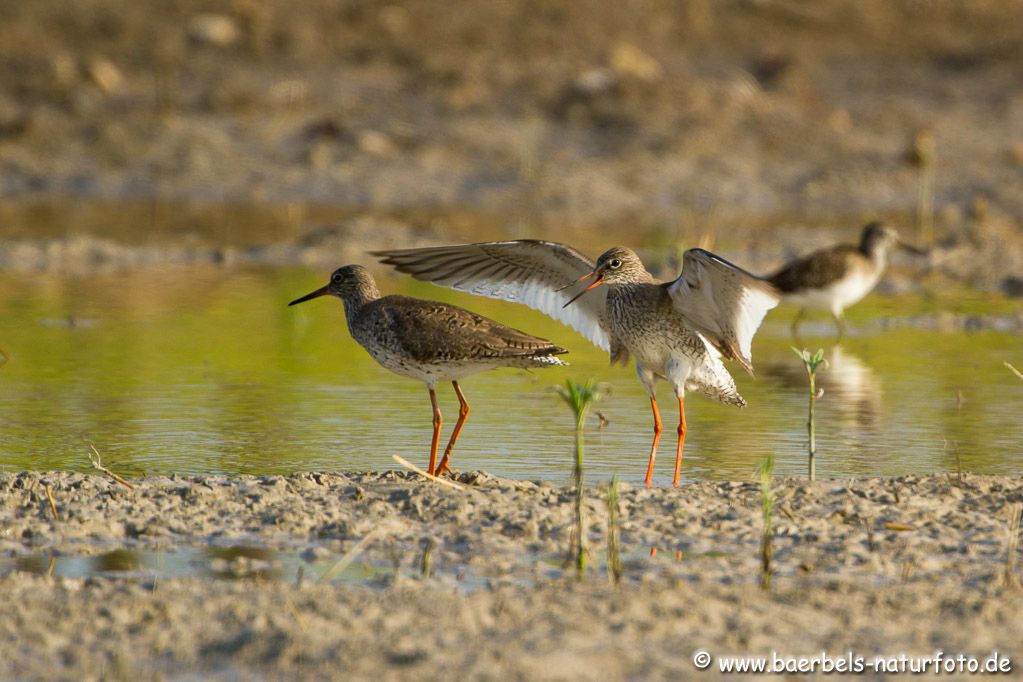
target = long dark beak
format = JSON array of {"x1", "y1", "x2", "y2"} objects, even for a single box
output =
[
  {"x1": 562, "y1": 271, "x2": 604, "y2": 308},
  {"x1": 288, "y1": 285, "x2": 330, "y2": 306},
  {"x1": 898, "y1": 240, "x2": 927, "y2": 256}
]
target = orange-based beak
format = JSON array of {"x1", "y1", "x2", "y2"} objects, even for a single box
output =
[{"x1": 562, "y1": 271, "x2": 604, "y2": 308}]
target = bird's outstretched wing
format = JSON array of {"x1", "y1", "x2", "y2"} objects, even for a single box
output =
[
  {"x1": 666, "y1": 248, "x2": 780, "y2": 374},
  {"x1": 373, "y1": 240, "x2": 611, "y2": 351}
]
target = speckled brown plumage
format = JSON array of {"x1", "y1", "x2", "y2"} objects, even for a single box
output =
[
  {"x1": 374, "y1": 241, "x2": 780, "y2": 487},
  {"x1": 353, "y1": 296, "x2": 568, "y2": 376},
  {"x1": 289, "y1": 264, "x2": 566, "y2": 476}
]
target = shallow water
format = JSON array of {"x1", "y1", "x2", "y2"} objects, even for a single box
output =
[
  {"x1": 1, "y1": 265, "x2": 1021, "y2": 485},
  {"x1": 0, "y1": 545, "x2": 457, "y2": 588},
  {"x1": 0, "y1": 545, "x2": 700, "y2": 589}
]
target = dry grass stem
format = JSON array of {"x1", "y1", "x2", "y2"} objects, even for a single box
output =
[
  {"x1": 285, "y1": 599, "x2": 309, "y2": 632},
  {"x1": 391, "y1": 455, "x2": 466, "y2": 491},
  {"x1": 697, "y1": 228, "x2": 717, "y2": 251},
  {"x1": 87, "y1": 445, "x2": 135, "y2": 489},
  {"x1": 943, "y1": 438, "x2": 964, "y2": 482},
  {"x1": 1003, "y1": 504, "x2": 1022, "y2": 589},
  {"x1": 1005, "y1": 362, "x2": 1023, "y2": 382},
  {"x1": 319, "y1": 529, "x2": 380, "y2": 584},
  {"x1": 913, "y1": 129, "x2": 936, "y2": 243},
  {"x1": 44, "y1": 484, "x2": 59, "y2": 521},
  {"x1": 419, "y1": 538, "x2": 436, "y2": 578}
]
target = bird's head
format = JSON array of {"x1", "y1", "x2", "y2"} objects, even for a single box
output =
[
  {"x1": 593, "y1": 247, "x2": 647, "y2": 284},
  {"x1": 860, "y1": 222, "x2": 926, "y2": 257},
  {"x1": 289, "y1": 264, "x2": 379, "y2": 306},
  {"x1": 563, "y1": 247, "x2": 646, "y2": 307}
]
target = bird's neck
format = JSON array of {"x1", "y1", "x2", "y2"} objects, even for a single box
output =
[
  {"x1": 633, "y1": 269, "x2": 656, "y2": 284},
  {"x1": 607, "y1": 280, "x2": 657, "y2": 309},
  {"x1": 859, "y1": 240, "x2": 890, "y2": 265},
  {"x1": 341, "y1": 283, "x2": 381, "y2": 329}
]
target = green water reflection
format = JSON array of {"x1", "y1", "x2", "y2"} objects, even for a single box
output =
[{"x1": 1, "y1": 266, "x2": 1020, "y2": 484}]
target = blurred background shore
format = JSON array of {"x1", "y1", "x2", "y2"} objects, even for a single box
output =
[{"x1": 1, "y1": 0, "x2": 1022, "y2": 291}]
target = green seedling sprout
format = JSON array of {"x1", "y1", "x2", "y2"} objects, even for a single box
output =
[
  {"x1": 793, "y1": 347, "x2": 826, "y2": 480},
  {"x1": 758, "y1": 453, "x2": 775, "y2": 590},
  {"x1": 555, "y1": 378, "x2": 608, "y2": 577},
  {"x1": 607, "y1": 475, "x2": 623, "y2": 585},
  {"x1": 793, "y1": 348, "x2": 826, "y2": 481}
]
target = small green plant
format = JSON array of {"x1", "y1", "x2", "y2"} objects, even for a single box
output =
[
  {"x1": 793, "y1": 348, "x2": 826, "y2": 481},
  {"x1": 555, "y1": 378, "x2": 608, "y2": 577},
  {"x1": 758, "y1": 453, "x2": 775, "y2": 590},
  {"x1": 606, "y1": 475, "x2": 623, "y2": 585}
]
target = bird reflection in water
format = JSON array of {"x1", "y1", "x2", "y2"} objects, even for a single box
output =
[{"x1": 764, "y1": 345, "x2": 883, "y2": 429}]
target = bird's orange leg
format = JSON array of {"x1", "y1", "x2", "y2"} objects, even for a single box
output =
[
  {"x1": 436, "y1": 381, "x2": 469, "y2": 475},
  {"x1": 672, "y1": 395, "x2": 687, "y2": 488},
  {"x1": 428, "y1": 387, "x2": 442, "y2": 476},
  {"x1": 643, "y1": 397, "x2": 663, "y2": 488}
]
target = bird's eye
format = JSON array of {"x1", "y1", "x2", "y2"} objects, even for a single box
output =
[
  {"x1": 609, "y1": 258, "x2": 622, "y2": 269},
  {"x1": 331, "y1": 273, "x2": 343, "y2": 283}
]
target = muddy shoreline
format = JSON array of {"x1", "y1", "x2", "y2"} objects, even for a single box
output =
[
  {"x1": 2, "y1": 471, "x2": 1022, "y2": 679},
  {"x1": 2, "y1": 206, "x2": 1022, "y2": 306},
  {"x1": 3, "y1": 1, "x2": 1023, "y2": 294}
]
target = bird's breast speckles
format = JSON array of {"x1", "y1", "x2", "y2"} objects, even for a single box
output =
[
  {"x1": 607, "y1": 286, "x2": 704, "y2": 359},
  {"x1": 605, "y1": 284, "x2": 744, "y2": 405}
]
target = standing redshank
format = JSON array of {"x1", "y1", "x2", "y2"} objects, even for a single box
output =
[
  {"x1": 374, "y1": 242, "x2": 779, "y2": 487},
  {"x1": 768, "y1": 222, "x2": 925, "y2": 339},
  {"x1": 289, "y1": 265, "x2": 567, "y2": 476}
]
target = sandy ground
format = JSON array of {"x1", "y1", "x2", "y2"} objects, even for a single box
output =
[{"x1": 2, "y1": 470, "x2": 1022, "y2": 679}]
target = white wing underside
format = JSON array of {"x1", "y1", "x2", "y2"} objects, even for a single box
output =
[
  {"x1": 373, "y1": 241, "x2": 612, "y2": 351},
  {"x1": 667, "y1": 248, "x2": 781, "y2": 373}
]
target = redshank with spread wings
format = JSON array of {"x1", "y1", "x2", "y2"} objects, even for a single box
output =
[{"x1": 375, "y1": 241, "x2": 779, "y2": 487}]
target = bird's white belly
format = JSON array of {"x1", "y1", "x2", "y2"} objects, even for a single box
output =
[
  {"x1": 364, "y1": 345, "x2": 486, "y2": 384},
  {"x1": 625, "y1": 328, "x2": 708, "y2": 383},
  {"x1": 785, "y1": 271, "x2": 879, "y2": 313},
  {"x1": 623, "y1": 330, "x2": 680, "y2": 375}
]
